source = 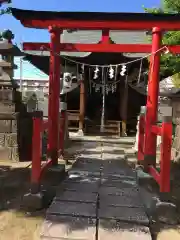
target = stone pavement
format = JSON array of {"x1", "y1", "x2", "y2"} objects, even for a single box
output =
[{"x1": 40, "y1": 137, "x2": 152, "y2": 239}]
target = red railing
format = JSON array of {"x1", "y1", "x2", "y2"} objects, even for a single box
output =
[
  {"x1": 31, "y1": 111, "x2": 66, "y2": 194},
  {"x1": 138, "y1": 111, "x2": 172, "y2": 192}
]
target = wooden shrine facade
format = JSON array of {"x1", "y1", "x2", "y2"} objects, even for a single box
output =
[{"x1": 11, "y1": 7, "x2": 180, "y2": 169}]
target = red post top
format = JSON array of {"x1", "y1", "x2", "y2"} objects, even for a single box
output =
[{"x1": 152, "y1": 27, "x2": 161, "y2": 34}]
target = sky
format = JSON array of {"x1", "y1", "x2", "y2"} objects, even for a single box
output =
[{"x1": 0, "y1": 0, "x2": 161, "y2": 79}]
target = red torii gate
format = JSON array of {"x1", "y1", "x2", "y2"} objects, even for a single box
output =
[{"x1": 11, "y1": 8, "x2": 180, "y2": 195}]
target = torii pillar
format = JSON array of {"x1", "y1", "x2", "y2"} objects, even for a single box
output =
[
  {"x1": 47, "y1": 27, "x2": 61, "y2": 165},
  {"x1": 144, "y1": 27, "x2": 162, "y2": 168}
]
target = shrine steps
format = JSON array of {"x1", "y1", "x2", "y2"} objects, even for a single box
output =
[{"x1": 86, "y1": 120, "x2": 121, "y2": 136}]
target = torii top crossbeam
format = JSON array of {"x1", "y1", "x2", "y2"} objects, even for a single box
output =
[{"x1": 11, "y1": 8, "x2": 180, "y2": 30}]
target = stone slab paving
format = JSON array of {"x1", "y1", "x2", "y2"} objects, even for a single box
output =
[
  {"x1": 47, "y1": 201, "x2": 96, "y2": 218},
  {"x1": 98, "y1": 219, "x2": 151, "y2": 240},
  {"x1": 41, "y1": 138, "x2": 152, "y2": 239},
  {"x1": 73, "y1": 157, "x2": 103, "y2": 166},
  {"x1": 41, "y1": 216, "x2": 96, "y2": 240},
  {"x1": 69, "y1": 157, "x2": 102, "y2": 177},
  {"x1": 99, "y1": 194, "x2": 144, "y2": 208},
  {"x1": 57, "y1": 182, "x2": 100, "y2": 193},
  {"x1": 67, "y1": 173, "x2": 101, "y2": 184},
  {"x1": 68, "y1": 169, "x2": 101, "y2": 178},
  {"x1": 101, "y1": 176, "x2": 138, "y2": 187},
  {"x1": 99, "y1": 185, "x2": 140, "y2": 197},
  {"x1": 98, "y1": 204, "x2": 149, "y2": 225},
  {"x1": 72, "y1": 165, "x2": 102, "y2": 172},
  {"x1": 55, "y1": 190, "x2": 98, "y2": 203},
  {"x1": 101, "y1": 168, "x2": 136, "y2": 178}
]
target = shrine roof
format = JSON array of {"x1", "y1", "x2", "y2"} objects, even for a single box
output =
[{"x1": 11, "y1": 8, "x2": 180, "y2": 23}]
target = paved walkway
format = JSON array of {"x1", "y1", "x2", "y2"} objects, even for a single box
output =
[{"x1": 40, "y1": 137, "x2": 152, "y2": 239}]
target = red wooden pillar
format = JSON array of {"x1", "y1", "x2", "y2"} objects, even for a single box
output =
[
  {"x1": 31, "y1": 111, "x2": 43, "y2": 194},
  {"x1": 48, "y1": 27, "x2": 61, "y2": 165},
  {"x1": 144, "y1": 27, "x2": 162, "y2": 168},
  {"x1": 160, "y1": 116, "x2": 172, "y2": 192}
]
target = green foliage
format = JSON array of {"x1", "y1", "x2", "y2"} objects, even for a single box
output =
[
  {"x1": 143, "y1": 5, "x2": 164, "y2": 14},
  {"x1": 144, "y1": 0, "x2": 180, "y2": 77},
  {"x1": 0, "y1": 7, "x2": 11, "y2": 16},
  {"x1": 0, "y1": 0, "x2": 11, "y2": 16},
  {"x1": 0, "y1": 29, "x2": 14, "y2": 41},
  {"x1": 171, "y1": 72, "x2": 180, "y2": 88},
  {"x1": 163, "y1": 0, "x2": 180, "y2": 13}
]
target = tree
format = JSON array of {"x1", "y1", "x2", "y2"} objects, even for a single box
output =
[
  {"x1": 0, "y1": 0, "x2": 11, "y2": 16},
  {"x1": 0, "y1": 0, "x2": 12, "y2": 41},
  {"x1": 144, "y1": 0, "x2": 180, "y2": 78}
]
